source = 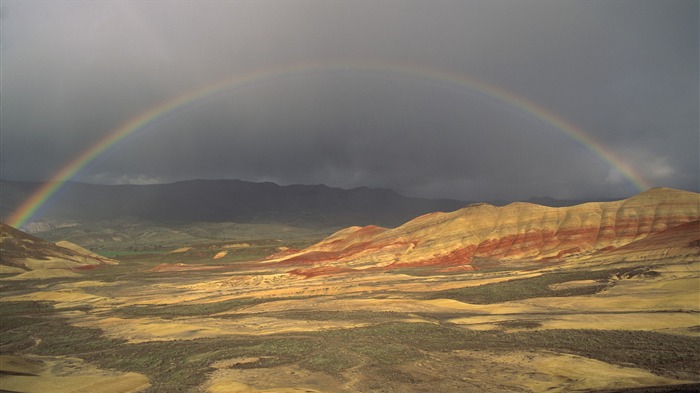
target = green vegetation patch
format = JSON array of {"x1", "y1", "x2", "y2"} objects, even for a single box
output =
[
  {"x1": 313, "y1": 322, "x2": 700, "y2": 380},
  {"x1": 3, "y1": 306, "x2": 319, "y2": 393},
  {"x1": 116, "y1": 296, "x2": 315, "y2": 319},
  {"x1": 495, "y1": 319, "x2": 542, "y2": 329},
  {"x1": 427, "y1": 268, "x2": 633, "y2": 304},
  {"x1": 1, "y1": 300, "x2": 55, "y2": 315},
  {"x1": 1, "y1": 310, "x2": 124, "y2": 356},
  {"x1": 82, "y1": 337, "x2": 318, "y2": 392},
  {"x1": 302, "y1": 348, "x2": 358, "y2": 374},
  {"x1": 3, "y1": 306, "x2": 699, "y2": 392},
  {"x1": 115, "y1": 298, "x2": 264, "y2": 319},
  {"x1": 267, "y1": 310, "x2": 411, "y2": 322},
  {"x1": 507, "y1": 328, "x2": 700, "y2": 381},
  {"x1": 0, "y1": 300, "x2": 96, "y2": 352},
  {"x1": 353, "y1": 342, "x2": 421, "y2": 365}
]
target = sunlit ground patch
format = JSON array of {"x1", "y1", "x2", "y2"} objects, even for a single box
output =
[
  {"x1": 0, "y1": 355, "x2": 150, "y2": 393},
  {"x1": 72, "y1": 315, "x2": 371, "y2": 343}
]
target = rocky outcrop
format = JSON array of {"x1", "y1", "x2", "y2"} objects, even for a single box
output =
[{"x1": 264, "y1": 188, "x2": 700, "y2": 272}]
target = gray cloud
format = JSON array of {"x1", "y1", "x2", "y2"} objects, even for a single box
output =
[{"x1": 1, "y1": 0, "x2": 697, "y2": 202}]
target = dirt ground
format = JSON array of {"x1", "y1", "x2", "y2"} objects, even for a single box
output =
[
  {"x1": 1, "y1": 252, "x2": 698, "y2": 392},
  {"x1": 0, "y1": 355, "x2": 150, "y2": 393}
]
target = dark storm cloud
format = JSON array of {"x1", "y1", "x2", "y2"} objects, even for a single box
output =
[{"x1": 1, "y1": 0, "x2": 697, "y2": 201}]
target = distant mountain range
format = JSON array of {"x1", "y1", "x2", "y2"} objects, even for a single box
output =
[
  {"x1": 0, "y1": 180, "x2": 466, "y2": 229},
  {"x1": 0, "y1": 179, "x2": 619, "y2": 230}
]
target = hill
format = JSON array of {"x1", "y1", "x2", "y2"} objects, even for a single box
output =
[
  {"x1": 0, "y1": 222, "x2": 117, "y2": 278},
  {"x1": 262, "y1": 188, "x2": 700, "y2": 275}
]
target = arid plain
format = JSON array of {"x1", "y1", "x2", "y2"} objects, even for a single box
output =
[{"x1": 1, "y1": 188, "x2": 699, "y2": 393}]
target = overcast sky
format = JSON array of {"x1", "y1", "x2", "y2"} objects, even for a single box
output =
[{"x1": 1, "y1": 0, "x2": 697, "y2": 201}]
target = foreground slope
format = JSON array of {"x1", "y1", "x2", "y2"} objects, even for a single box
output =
[{"x1": 265, "y1": 188, "x2": 699, "y2": 273}]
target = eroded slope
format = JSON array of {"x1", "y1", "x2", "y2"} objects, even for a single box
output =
[
  {"x1": 265, "y1": 188, "x2": 699, "y2": 274},
  {"x1": 0, "y1": 222, "x2": 118, "y2": 277}
]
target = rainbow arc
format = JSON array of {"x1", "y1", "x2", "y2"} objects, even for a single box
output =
[{"x1": 7, "y1": 61, "x2": 650, "y2": 228}]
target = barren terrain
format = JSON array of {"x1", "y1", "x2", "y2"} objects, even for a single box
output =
[{"x1": 1, "y1": 189, "x2": 699, "y2": 392}]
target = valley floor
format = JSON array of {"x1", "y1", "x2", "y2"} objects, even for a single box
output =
[{"x1": 1, "y1": 247, "x2": 699, "y2": 393}]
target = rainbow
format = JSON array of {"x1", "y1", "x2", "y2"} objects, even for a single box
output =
[{"x1": 6, "y1": 61, "x2": 650, "y2": 228}]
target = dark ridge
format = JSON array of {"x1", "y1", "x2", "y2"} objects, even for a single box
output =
[
  {"x1": 0, "y1": 179, "x2": 469, "y2": 228},
  {"x1": 586, "y1": 383, "x2": 700, "y2": 392}
]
